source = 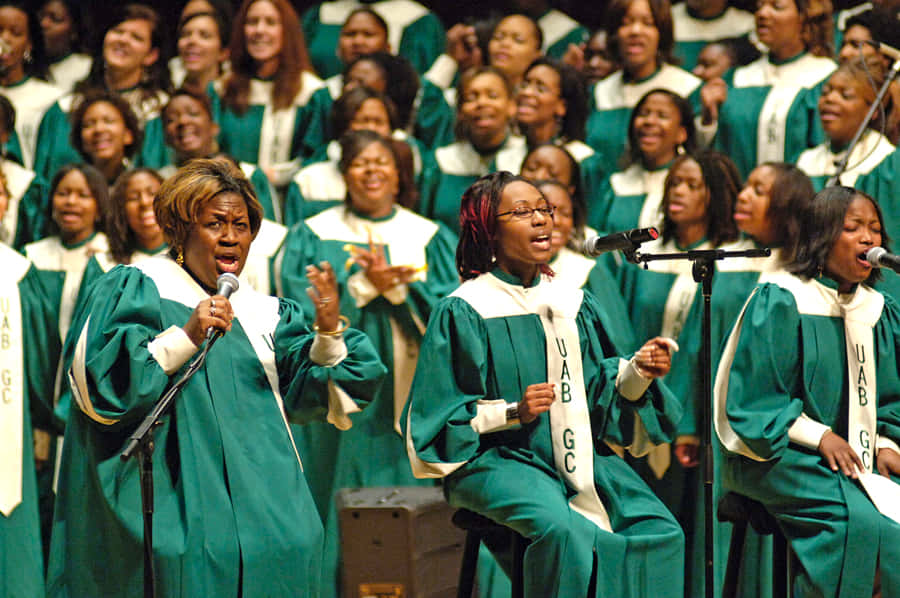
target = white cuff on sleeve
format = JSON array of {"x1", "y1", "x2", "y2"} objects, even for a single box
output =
[
  {"x1": 424, "y1": 54, "x2": 458, "y2": 89},
  {"x1": 616, "y1": 357, "x2": 652, "y2": 401},
  {"x1": 787, "y1": 413, "x2": 831, "y2": 450},
  {"x1": 347, "y1": 270, "x2": 380, "y2": 308},
  {"x1": 149, "y1": 326, "x2": 199, "y2": 375},
  {"x1": 383, "y1": 283, "x2": 408, "y2": 305},
  {"x1": 470, "y1": 400, "x2": 518, "y2": 434},
  {"x1": 876, "y1": 435, "x2": 900, "y2": 456},
  {"x1": 694, "y1": 115, "x2": 718, "y2": 147},
  {"x1": 310, "y1": 333, "x2": 348, "y2": 366}
]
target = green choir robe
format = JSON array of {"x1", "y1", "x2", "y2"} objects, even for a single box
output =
[
  {"x1": 588, "y1": 162, "x2": 670, "y2": 234},
  {"x1": 301, "y1": 0, "x2": 445, "y2": 79},
  {"x1": 278, "y1": 204, "x2": 458, "y2": 598},
  {"x1": 585, "y1": 65, "x2": 701, "y2": 175},
  {"x1": 716, "y1": 273, "x2": 900, "y2": 598},
  {"x1": 403, "y1": 269, "x2": 685, "y2": 598},
  {"x1": 0, "y1": 159, "x2": 50, "y2": 250},
  {"x1": 709, "y1": 53, "x2": 836, "y2": 179},
  {"x1": 47, "y1": 257, "x2": 386, "y2": 597},
  {"x1": 1, "y1": 77, "x2": 65, "y2": 171},
  {"x1": 419, "y1": 136, "x2": 528, "y2": 233},
  {"x1": 209, "y1": 73, "x2": 325, "y2": 188},
  {"x1": 797, "y1": 129, "x2": 895, "y2": 192},
  {"x1": 0, "y1": 244, "x2": 62, "y2": 598},
  {"x1": 671, "y1": 4, "x2": 755, "y2": 71}
]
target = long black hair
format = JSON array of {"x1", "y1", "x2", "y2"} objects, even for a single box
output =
[{"x1": 789, "y1": 186, "x2": 888, "y2": 285}]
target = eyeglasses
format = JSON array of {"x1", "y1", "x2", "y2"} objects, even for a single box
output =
[{"x1": 496, "y1": 205, "x2": 555, "y2": 220}]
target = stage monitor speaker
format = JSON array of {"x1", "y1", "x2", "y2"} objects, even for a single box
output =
[{"x1": 338, "y1": 486, "x2": 465, "y2": 598}]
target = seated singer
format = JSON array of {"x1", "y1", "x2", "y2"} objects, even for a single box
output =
[
  {"x1": 402, "y1": 172, "x2": 685, "y2": 598},
  {"x1": 46, "y1": 158, "x2": 386, "y2": 597}
]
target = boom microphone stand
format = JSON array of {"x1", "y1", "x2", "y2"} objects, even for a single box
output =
[{"x1": 624, "y1": 244, "x2": 771, "y2": 598}]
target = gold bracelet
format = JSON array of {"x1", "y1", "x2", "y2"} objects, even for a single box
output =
[{"x1": 313, "y1": 315, "x2": 350, "y2": 336}]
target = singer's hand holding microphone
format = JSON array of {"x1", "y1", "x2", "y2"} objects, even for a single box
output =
[{"x1": 183, "y1": 273, "x2": 240, "y2": 346}]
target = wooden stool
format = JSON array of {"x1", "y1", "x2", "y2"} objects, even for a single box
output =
[
  {"x1": 717, "y1": 492, "x2": 791, "y2": 598},
  {"x1": 452, "y1": 509, "x2": 528, "y2": 598}
]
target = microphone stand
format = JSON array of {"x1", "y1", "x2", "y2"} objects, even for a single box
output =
[
  {"x1": 120, "y1": 336, "x2": 220, "y2": 598},
  {"x1": 625, "y1": 244, "x2": 771, "y2": 598},
  {"x1": 826, "y1": 55, "x2": 900, "y2": 187}
]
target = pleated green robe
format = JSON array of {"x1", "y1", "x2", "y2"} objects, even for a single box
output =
[
  {"x1": 0, "y1": 244, "x2": 62, "y2": 598},
  {"x1": 46, "y1": 257, "x2": 386, "y2": 597},
  {"x1": 403, "y1": 269, "x2": 685, "y2": 598},
  {"x1": 716, "y1": 273, "x2": 900, "y2": 598},
  {"x1": 278, "y1": 204, "x2": 459, "y2": 598}
]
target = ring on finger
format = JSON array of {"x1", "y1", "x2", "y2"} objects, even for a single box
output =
[{"x1": 319, "y1": 296, "x2": 332, "y2": 305}]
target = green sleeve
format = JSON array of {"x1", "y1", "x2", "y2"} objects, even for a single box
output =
[
  {"x1": 857, "y1": 151, "x2": 900, "y2": 233},
  {"x1": 403, "y1": 223, "x2": 460, "y2": 323},
  {"x1": 54, "y1": 256, "x2": 107, "y2": 425},
  {"x1": 397, "y1": 13, "x2": 446, "y2": 75},
  {"x1": 249, "y1": 166, "x2": 278, "y2": 221},
  {"x1": 545, "y1": 26, "x2": 588, "y2": 59},
  {"x1": 875, "y1": 294, "x2": 900, "y2": 456},
  {"x1": 273, "y1": 221, "x2": 323, "y2": 311},
  {"x1": 33, "y1": 102, "x2": 80, "y2": 183},
  {"x1": 64, "y1": 266, "x2": 183, "y2": 431},
  {"x1": 723, "y1": 283, "x2": 804, "y2": 460},
  {"x1": 21, "y1": 266, "x2": 64, "y2": 433},
  {"x1": 134, "y1": 116, "x2": 171, "y2": 170},
  {"x1": 13, "y1": 175, "x2": 50, "y2": 249},
  {"x1": 414, "y1": 81, "x2": 455, "y2": 149},
  {"x1": 578, "y1": 292, "x2": 681, "y2": 447},
  {"x1": 585, "y1": 175, "x2": 615, "y2": 233},
  {"x1": 301, "y1": 87, "x2": 335, "y2": 158},
  {"x1": 282, "y1": 180, "x2": 304, "y2": 227},
  {"x1": 402, "y1": 297, "x2": 491, "y2": 467},
  {"x1": 273, "y1": 297, "x2": 386, "y2": 423}
]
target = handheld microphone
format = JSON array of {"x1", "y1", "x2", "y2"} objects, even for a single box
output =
[
  {"x1": 865, "y1": 40, "x2": 900, "y2": 62},
  {"x1": 581, "y1": 227, "x2": 659, "y2": 257},
  {"x1": 866, "y1": 247, "x2": 900, "y2": 274},
  {"x1": 206, "y1": 272, "x2": 240, "y2": 343}
]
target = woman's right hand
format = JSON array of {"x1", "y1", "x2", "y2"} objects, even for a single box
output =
[
  {"x1": 519, "y1": 383, "x2": 555, "y2": 424},
  {"x1": 351, "y1": 241, "x2": 416, "y2": 294},
  {"x1": 818, "y1": 430, "x2": 864, "y2": 478},
  {"x1": 183, "y1": 295, "x2": 234, "y2": 346},
  {"x1": 700, "y1": 78, "x2": 728, "y2": 125},
  {"x1": 446, "y1": 23, "x2": 481, "y2": 71}
]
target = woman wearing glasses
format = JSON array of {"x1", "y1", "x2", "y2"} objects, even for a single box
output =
[{"x1": 403, "y1": 171, "x2": 685, "y2": 598}]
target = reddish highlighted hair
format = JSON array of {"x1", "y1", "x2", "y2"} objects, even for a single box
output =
[{"x1": 456, "y1": 171, "x2": 553, "y2": 281}]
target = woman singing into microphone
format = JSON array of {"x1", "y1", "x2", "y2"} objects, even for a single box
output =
[
  {"x1": 47, "y1": 158, "x2": 386, "y2": 597},
  {"x1": 403, "y1": 171, "x2": 685, "y2": 598}
]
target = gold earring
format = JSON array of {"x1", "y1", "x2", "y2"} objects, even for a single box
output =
[{"x1": 176, "y1": 249, "x2": 184, "y2": 266}]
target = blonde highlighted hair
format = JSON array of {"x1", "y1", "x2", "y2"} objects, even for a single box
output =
[{"x1": 154, "y1": 158, "x2": 263, "y2": 255}]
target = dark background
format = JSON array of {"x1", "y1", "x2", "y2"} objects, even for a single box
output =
[{"x1": 73, "y1": 0, "x2": 862, "y2": 60}]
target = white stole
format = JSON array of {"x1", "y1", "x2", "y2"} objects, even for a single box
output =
[
  {"x1": 536, "y1": 288, "x2": 612, "y2": 532},
  {"x1": 716, "y1": 275, "x2": 900, "y2": 520},
  {"x1": 0, "y1": 249, "x2": 28, "y2": 516}
]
